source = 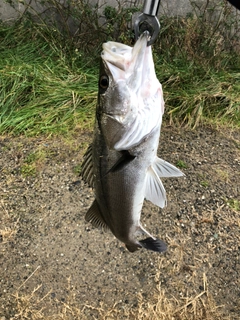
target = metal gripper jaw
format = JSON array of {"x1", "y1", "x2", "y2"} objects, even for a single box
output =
[{"x1": 134, "y1": 0, "x2": 161, "y2": 46}]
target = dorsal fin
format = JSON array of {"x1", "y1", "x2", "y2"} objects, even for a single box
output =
[
  {"x1": 85, "y1": 200, "x2": 109, "y2": 231},
  {"x1": 81, "y1": 144, "x2": 94, "y2": 187}
]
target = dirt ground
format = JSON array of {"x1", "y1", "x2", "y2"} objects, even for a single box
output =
[{"x1": 0, "y1": 125, "x2": 239, "y2": 319}]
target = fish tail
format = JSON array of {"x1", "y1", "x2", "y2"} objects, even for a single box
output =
[
  {"x1": 125, "y1": 237, "x2": 167, "y2": 253},
  {"x1": 139, "y1": 237, "x2": 167, "y2": 253}
]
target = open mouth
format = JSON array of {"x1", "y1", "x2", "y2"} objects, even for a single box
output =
[{"x1": 101, "y1": 32, "x2": 150, "y2": 91}]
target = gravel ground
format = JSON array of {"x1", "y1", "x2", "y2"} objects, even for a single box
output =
[{"x1": 0, "y1": 125, "x2": 239, "y2": 319}]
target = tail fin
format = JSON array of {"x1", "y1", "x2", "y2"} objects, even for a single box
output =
[{"x1": 139, "y1": 237, "x2": 167, "y2": 253}]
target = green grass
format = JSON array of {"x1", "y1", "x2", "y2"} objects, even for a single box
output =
[
  {"x1": 154, "y1": 56, "x2": 240, "y2": 128},
  {"x1": 0, "y1": 11, "x2": 239, "y2": 135},
  {"x1": 200, "y1": 180, "x2": 210, "y2": 188},
  {"x1": 0, "y1": 21, "x2": 98, "y2": 135},
  {"x1": 154, "y1": 11, "x2": 240, "y2": 128},
  {"x1": 20, "y1": 163, "x2": 37, "y2": 177},
  {"x1": 176, "y1": 160, "x2": 188, "y2": 169},
  {"x1": 227, "y1": 199, "x2": 240, "y2": 211}
]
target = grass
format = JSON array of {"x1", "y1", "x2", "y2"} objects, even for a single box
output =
[
  {"x1": 227, "y1": 199, "x2": 240, "y2": 211},
  {"x1": 153, "y1": 6, "x2": 240, "y2": 128},
  {"x1": 154, "y1": 47, "x2": 240, "y2": 128},
  {"x1": 0, "y1": 21, "x2": 97, "y2": 136},
  {"x1": 6, "y1": 271, "x2": 229, "y2": 320},
  {"x1": 0, "y1": 199, "x2": 19, "y2": 244},
  {"x1": 176, "y1": 160, "x2": 188, "y2": 169},
  {"x1": 200, "y1": 180, "x2": 209, "y2": 188},
  {"x1": 0, "y1": 5, "x2": 240, "y2": 136},
  {"x1": 161, "y1": 69, "x2": 240, "y2": 128}
]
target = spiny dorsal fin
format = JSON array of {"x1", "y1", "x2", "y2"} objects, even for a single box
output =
[
  {"x1": 81, "y1": 144, "x2": 94, "y2": 187},
  {"x1": 153, "y1": 157, "x2": 184, "y2": 178},
  {"x1": 85, "y1": 200, "x2": 109, "y2": 231},
  {"x1": 145, "y1": 165, "x2": 166, "y2": 208}
]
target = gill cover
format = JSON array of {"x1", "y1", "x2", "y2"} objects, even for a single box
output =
[{"x1": 98, "y1": 32, "x2": 164, "y2": 151}]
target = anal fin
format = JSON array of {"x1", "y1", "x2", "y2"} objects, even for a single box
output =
[
  {"x1": 85, "y1": 200, "x2": 109, "y2": 231},
  {"x1": 145, "y1": 157, "x2": 185, "y2": 209},
  {"x1": 145, "y1": 166, "x2": 166, "y2": 208}
]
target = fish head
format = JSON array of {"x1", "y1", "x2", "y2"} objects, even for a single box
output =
[{"x1": 97, "y1": 32, "x2": 164, "y2": 150}]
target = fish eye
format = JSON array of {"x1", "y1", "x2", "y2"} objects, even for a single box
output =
[{"x1": 99, "y1": 75, "x2": 109, "y2": 90}]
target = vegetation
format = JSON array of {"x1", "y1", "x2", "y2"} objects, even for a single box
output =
[
  {"x1": 155, "y1": 1, "x2": 240, "y2": 127},
  {"x1": 0, "y1": 0, "x2": 239, "y2": 135},
  {"x1": 0, "y1": 20, "x2": 97, "y2": 135},
  {"x1": 1, "y1": 2, "x2": 239, "y2": 319},
  {"x1": 7, "y1": 273, "x2": 230, "y2": 320}
]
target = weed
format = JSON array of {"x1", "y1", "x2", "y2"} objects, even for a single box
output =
[
  {"x1": 20, "y1": 164, "x2": 36, "y2": 177},
  {"x1": 24, "y1": 149, "x2": 48, "y2": 165},
  {"x1": 215, "y1": 168, "x2": 229, "y2": 182},
  {"x1": 227, "y1": 199, "x2": 240, "y2": 211},
  {"x1": 103, "y1": 4, "x2": 139, "y2": 44},
  {"x1": 198, "y1": 174, "x2": 210, "y2": 187},
  {"x1": 24, "y1": 152, "x2": 40, "y2": 164},
  {"x1": 73, "y1": 164, "x2": 82, "y2": 175},
  {"x1": 0, "y1": 200, "x2": 19, "y2": 244},
  {"x1": 176, "y1": 160, "x2": 188, "y2": 169},
  {"x1": 200, "y1": 180, "x2": 210, "y2": 188}
]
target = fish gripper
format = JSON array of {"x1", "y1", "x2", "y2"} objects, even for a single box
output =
[{"x1": 134, "y1": 0, "x2": 161, "y2": 46}]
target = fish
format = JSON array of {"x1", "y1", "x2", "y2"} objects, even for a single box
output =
[{"x1": 81, "y1": 31, "x2": 184, "y2": 253}]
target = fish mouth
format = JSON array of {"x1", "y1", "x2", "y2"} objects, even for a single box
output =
[{"x1": 101, "y1": 32, "x2": 152, "y2": 91}]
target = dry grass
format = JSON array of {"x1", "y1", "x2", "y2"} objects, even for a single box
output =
[
  {"x1": 0, "y1": 200, "x2": 19, "y2": 245},
  {"x1": 6, "y1": 253, "x2": 231, "y2": 320},
  {"x1": 8, "y1": 271, "x2": 230, "y2": 320}
]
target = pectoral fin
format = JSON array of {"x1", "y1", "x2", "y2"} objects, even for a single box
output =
[
  {"x1": 107, "y1": 150, "x2": 135, "y2": 173},
  {"x1": 85, "y1": 200, "x2": 109, "y2": 231},
  {"x1": 145, "y1": 165, "x2": 166, "y2": 208}
]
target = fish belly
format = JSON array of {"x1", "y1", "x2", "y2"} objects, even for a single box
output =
[{"x1": 93, "y1": 126, "x2": 160, "y2": 243}]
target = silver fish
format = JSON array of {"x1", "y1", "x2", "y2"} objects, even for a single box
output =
[{"x1": 81, "y1": 32, "x2": 184, "y2": 253}]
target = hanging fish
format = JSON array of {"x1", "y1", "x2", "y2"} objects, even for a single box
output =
[{"x1": 81, "y1": 32, "x2": 184, "y2": 253}]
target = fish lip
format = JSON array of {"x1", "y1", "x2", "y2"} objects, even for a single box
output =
[
  {"x1": 101, "y1": 32, "x2": 149, "y2": 76},
  {"x1": 100, "y1": 32, "x2": 151, "y2": 97}
]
